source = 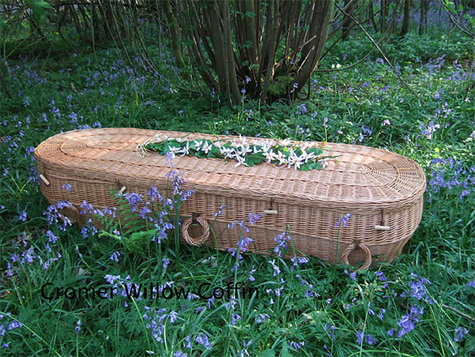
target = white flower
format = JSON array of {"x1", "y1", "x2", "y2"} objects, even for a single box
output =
[
  {"x1": 280, "y1": 139, "x2": 292, "y2": 147},
  {"x1": 168, "y1": 146, "x2": 181, "y2": 158},
  {"x1": 234, "y1": 155, "x2": 246, "y2": 167},
  {"x1": 321, "y1": 158, "x2": 329, "y2": 169},
  {"x1": 260, "y1": 143, "x2": 272, "y2": 154},
  {"x1": 180, "y1": 141, "x2": 190, "y2": 156},
  {"x1": 294, "y1": 158, "x2": 304, "y2": 170},
  {"x1": 238, "y1": 145, "x2": 252, "y2": 156},
  {"x1": 194, "y1": 139, "x2": 203, "y2": 149},
  {"x1": 201, "y1": 141, "x2": 212, "y2": 154},
  {"x1": 275, "y1": 151, "x2": 287, "y2": 166},
  {"x1": 299, "y1": 151, "x2": 316, "y2": 164},
  {"x1": 264, "y1": 151, "x2": 276, "y2": 163}
]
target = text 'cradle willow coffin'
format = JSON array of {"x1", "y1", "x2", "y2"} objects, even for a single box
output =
[{"x1": 35, "y1": 128, "x2": 426, "y2": 269}]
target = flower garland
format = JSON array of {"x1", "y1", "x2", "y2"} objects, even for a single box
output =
[{"x1": 139, "y1": 134, "x2": 333, "y2": 171}]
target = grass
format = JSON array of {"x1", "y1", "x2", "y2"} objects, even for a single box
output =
[{"x1": 1, "y1": 23, "x2": 475, "y2": 356}]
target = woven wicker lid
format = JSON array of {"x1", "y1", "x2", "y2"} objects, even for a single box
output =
[{"x1": 35, "y1": 128, "x2": 426, "y2": 209}]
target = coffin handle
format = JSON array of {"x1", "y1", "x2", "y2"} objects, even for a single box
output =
[
  {"x1": 341, "y1": 241, "x2": 372, "y2": 271},
  {"x1": 181, "y1": 216, "x2": 210, "y2": 246}
]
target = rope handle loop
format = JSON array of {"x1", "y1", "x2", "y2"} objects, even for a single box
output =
[
  {"x1": 341, "y1": 241, "x2": 372, "y2": 271},
  {"x1": 181, "y1": 216, "x2": 210, "y2": 246}
]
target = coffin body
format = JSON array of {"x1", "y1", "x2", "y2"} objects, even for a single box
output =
[{"x1": 35, "y1": 128, "x2": 426, "y2": 269}]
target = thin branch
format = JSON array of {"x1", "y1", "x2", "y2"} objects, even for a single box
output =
[
  {"x1": 335, "y1": 2, "x2": 429, "y2": 108},
  {"x1": 441, "y1": 303, "x2": 475, "y2": 322},
  {"x1": 436, "y1": 0, "x2": 475, "y2": 39}
]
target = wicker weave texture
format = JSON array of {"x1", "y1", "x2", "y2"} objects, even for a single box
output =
[{"x1": 35, "y1": 128, "x2": 426, "y2": 268}]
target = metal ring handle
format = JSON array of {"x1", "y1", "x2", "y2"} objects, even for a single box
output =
[
  {"x1": 341, "y1": 242, "x2": 372, "y2": 270},
  {"x1": 181, "y1": 217, "x2": 210, "y2": 246}
]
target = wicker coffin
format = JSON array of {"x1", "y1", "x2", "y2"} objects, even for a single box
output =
[{"x1": 35, "y1": 128, "x2": 426, "y2": 269}]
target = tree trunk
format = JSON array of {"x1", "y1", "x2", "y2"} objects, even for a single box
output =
[
  {"x1": 163, "y1": 0, "x2": 185, "y2": 69},
  {"x1": 291, "y1": 0, "x2": 334, "y2": 97},
  {"x1": 174, "y1": 0, "x2": 334, "y2": 106},
  {"x1": 380, "y1": 0, "x2": 387, "y2": 33},
  {"x1": 341, "y1": 0, "x2": 358, "y2": 41},
  {"x1": 400, "y1": 0, "x2": 411, "y2": 36},
  {"x1": 419, "y1": 0, "x2": 429, "y2": 35}
]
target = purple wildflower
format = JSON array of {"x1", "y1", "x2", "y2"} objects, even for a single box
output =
[
  {"x1": 195, "y1": 333, "x2": 211, "y2": 350},
  {"x1": 248, "y1": 266, "x2": 256, "y2": 282},
  {"x1": 356, "y1": 330, "x2": 364, "y2": 345},
  {"x1": 126, "y1": 193, "x2": 142, "y2": 212},
  {"x1": 335, "y1": 213, "x2": 352, "y2": 228},
  {"x1": 256, "y1": 313, "x2": 270, "y2": 324},
  {"x1": 274, "y1": 231, "x2": 290, "y2": 256},
  {"x1": 397, "y1": 305, "x2": 424, "y2": 338},
  {"x1": 169, "y1": 311, "x2": 178, "y2": 323},
  {"x1": 75, "y1": 320, "x2": 81, "y2": 333},
  {"x1": 455, "y1": 326, "x2": 469, "y2": 342},
  {"x1": 18, "y1": 210, "x2": 27, "y2": 222},
  {"x1": 365, "y1": 334, "x2": 376, "y2": 345},
  {"x1": 110, "y1": 251, "x2": 121, "y2": 262},
  {"x1": 290, "y1": 341, "x2": 305, "y2": 350},
  {"x1": 231, "y1": 313, "x2": 241, "y2": 326},
  {"x1": 7, "y1": 321, "x2": 22, "y2": 331},
  {"x1": 268, "y1": 260, "x2": 281, "y2": 276}
]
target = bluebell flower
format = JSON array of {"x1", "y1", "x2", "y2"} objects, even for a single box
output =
[
  {"x1": 356, "y1": 330, "x2": 364, "y2": 345},
  {"x1": 110, "y1": 251, "x2": 121, "y2": 262},
  {"x1": 46, "y1": 230, "x2": 58, "y2": 244},
  {"x1": 256, "y1": 313, "x2": 270, "y2": 324},
  {"x1": 126, "y1": 193, "x2": 142, "y2": 212},
  {"x1": 169, "y1": 311, "x2": 178, "y2": 323},
  {"x1": 239, "y1": 339, "x2": 253, "y2": 357},
  {"x1": 268, "y1": 260, "x2": 281, "y2": 276},
  {"x1": 248, "y1": 266, "x2": 256, "y2": 282},
  {"x1": 231, "y1": 313, "x2": 241, "y2": 326},
  {"x1": 195, "y1": 333, "x2": 211, "y2": 350},
  {"x1": 455, "y1": 326, "x2": 469, "y2": 342},
  {"x1": 214, "y1": 204, "x2": 226, "y2": 217},
  {"x1": 18, "y1": 210, "x2": 27, "y2": 222},
  {"x1": 375, "y1": 270, "x2": 387, "y2": 282},
  {"x1": 184, "y1": 334, "x2": 192, "y2": 349},
  {"x1": 148, "y1": 186, "x2": 162, "y2": 202},
  {"x1": 139, "y1": 204, "x2": 152, "y2": 219},
  {"x1": 75, "y1": 320, "x2": 81, "y2": 333},
  {"x1": 23, "y1": 247, "x2": 35, "y2": 264},
  {"x1": 396, "y1": 305, "x2": 423, "y2": 338},
  {"x1": 104, "y1": 274, "x2": 121, "y2": 285},
  {"x1": 274, "y1": 231, "x2": 290, "y2": 257},
  {"x1": 365, "y1": 334, "x2": 376, "y2": 345},
  {"x1": 335, "y1": 213, "x2": 352, "y2": 228},
  {"x1": 290, "y1": 341, "x2": 304, "y2": 350}
]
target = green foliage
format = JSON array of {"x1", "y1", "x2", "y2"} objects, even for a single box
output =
[{"x1": 1, "y1": 17, "x2": 475, "y2": 357}]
